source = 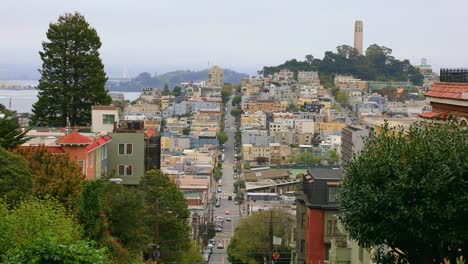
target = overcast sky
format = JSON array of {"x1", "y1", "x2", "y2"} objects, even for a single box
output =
[{"x1": 1, "y1": 0, "x2": 467, "y2": 76}]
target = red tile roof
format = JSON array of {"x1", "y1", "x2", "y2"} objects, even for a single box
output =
[
  {"x1": 87, "y1": 134, "x2": 112, "y2": 151},
  {"x1": 425, "y1": 82, "x2": 468, "y2": 100},
  {"x1": 144, "y1": 128, "x2": 155, "y2": 138},
  {"x1": 56, "y1": 131, "x2": 93, "y2": 145},
  {"x1": 418, "y1": 110, "x2": 449, "y2": 120}
]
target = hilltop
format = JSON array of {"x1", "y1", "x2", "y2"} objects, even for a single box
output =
[{"x1": 106, "y1": 68, "x2": 248, "y2": 91}]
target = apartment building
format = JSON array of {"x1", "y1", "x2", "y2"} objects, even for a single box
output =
[
  {"x1": 241, "y1": 111, "x2": 267, "y2": 129},
  {"x1": 340, "y1": 125, "x2": 369, "y2": 165}
]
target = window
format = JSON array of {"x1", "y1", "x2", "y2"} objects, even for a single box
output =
[
  {"x1": 327, "y1": 220, "x2": 333, "y2": 235},
  {"x1": 102, "y1": 114, "x2": 115, "y2": 125},
  {"x1": 118, "y1": 144, "x2": 133, "y2": 155},
  {"x1": 78, "y1": 160, "x2": 85, "y2": 174},
  {"x1": 118, "y1": 165, "x2": 133, "y2": 176},
  {"x1": 126, "y1": 144, "x2": 133, "y2": 155},
  {"x1": 328, "y1": 186, "x2": 337, "y2": 203},
  {"x1": 301, "y1": 213, "x2": 306, "y2": 227}
]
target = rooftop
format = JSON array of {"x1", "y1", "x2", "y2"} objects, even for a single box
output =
[
  {"x1": 56, "y1": 131, "x2": 93, "y2": 146},
  {"x1": 424, "y1": 82, "x2": 468, "y2": 101},
  {"x1": 307, "y1": 168, "x2": 341, "y2": 180}
]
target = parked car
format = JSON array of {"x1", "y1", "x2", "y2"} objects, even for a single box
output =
[
  {"x1": 217, "y1": 242, "x2": 224, "y2": 249},
  {"x1": 217, "y1": 187, "x2": 222, "y2": 193},
  {"x1": 215, "y1": 227, "x2": 223, "y2": 232},
  {"x1": 234, "y1": 200, "x2": 239, "y2": 205},
  {"x1": 209, "y1": 238, "x2": 215, "y2": 245}
]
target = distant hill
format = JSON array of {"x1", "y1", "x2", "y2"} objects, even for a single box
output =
[{"x1": 106, "y1": 68, "x2": 248, "y2": 92}]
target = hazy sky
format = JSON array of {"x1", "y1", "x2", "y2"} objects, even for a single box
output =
[{"x1": 1, "y1": 0, "x2": 468, "y2": 76}]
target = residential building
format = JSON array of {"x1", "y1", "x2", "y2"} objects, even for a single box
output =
[
  {"x1": 242, "y1": 100, "x2": 288, "y2": 113},
  {"x1": 208, "y1": 65, "x2": 224, "y2": 88},
  {"x1": 297, "y1": 133, "x2": 314, "y2": 145},
  {"x1": 91, "y1": 106, "x2": 121, "y2": 134},
  {"x1": 241, "y1": 111, "x2": 267, "y2": 129},
  {"x1": 295, "y1": 119, "x2": 315, "y2": 134},
  {"x1": 107, "y1": 130, "x2": 145, "y2": 185},
  {"x1": 270, "y1": 130, "x2": 295, "y2": 145},
  {"x1": 125, "y1": 103, "x2": 161, "y2": 119},
  {"x1": 298, "y1": 71, "x2": 320, "y2": 84},
  {"x1": 269, "y1": 143, "x2": 291, "y2": 165},
  {"x1": 318, "y1": 122, "x2": 346, "y2": 132},
  {"x1": 242, "y1": 144, "x2": 271, "y2": 163},
  {"x1": 295, "y1": 168, "x2": 345, "y2": 264},
  {"x1": 273, "y1": 69, "x2": 294, "y2": 84},
  {"x1": 318, "y1": 135, "x2": 341, "y2": 155},
  {"x1": 188, "y1": 99, "x2": 221, "y2": 112},
  {"x1": 341, "y1": 125, "x2": 369, "y2": 165},
  {"x1": 242, "y1": 129, "x2": 270, "y2": 145},
  {"x1": 334, "y1": 75, "x2": 368, "y2": 91}
]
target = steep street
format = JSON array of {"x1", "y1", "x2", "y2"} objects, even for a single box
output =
[{"x1": 209, "y1": 96, "x2": 243, "y2": 264}]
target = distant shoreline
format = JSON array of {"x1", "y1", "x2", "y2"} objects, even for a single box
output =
[{"x1": 0, "y1": 87, "x2": 37, "y2": 91}]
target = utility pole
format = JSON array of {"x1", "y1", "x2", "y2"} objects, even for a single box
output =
[{"x1": 269, "y1": 210, "x2": 274, "y2": 264}]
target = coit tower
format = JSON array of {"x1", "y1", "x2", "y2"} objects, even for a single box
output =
[{"x1": 354, "y1": 20, "x2": 363, "y2": 55}]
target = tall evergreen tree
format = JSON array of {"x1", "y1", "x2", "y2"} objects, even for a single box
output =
[{"x1": 32, "y1": 12, "x2": 111, "y2": 127}]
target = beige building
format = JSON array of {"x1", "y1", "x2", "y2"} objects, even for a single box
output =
[
  {"x1": 354, "y1": 20, "x2": 363, "y2": 55},
  {"x1": 91, "y1": 106, "x2": 121, "y2": 134},
  {"x1": 241, "y1": 111, "x2": 267, "y2": 129},
  {"x1": 208, "y1": 65, "x2": 224, "y2": 87},
  {"x1": 242, "y1": 144, "x2": 271, "y2": 163},
  {"x1": 334, "y1": 75, "x2": 368, "y2": 90},
  {"x1": 295, "y1": 119, "x2": 315, "y2": 134},
  {"x1": 298, "y1": 71, "x2": 320, "y2": 84},
  {"x1": 319, "y1": 122, "x2": 346, "y2": 132},
  {"x1": 297, "y1": 133, "x2": 314, "y2": 145}
]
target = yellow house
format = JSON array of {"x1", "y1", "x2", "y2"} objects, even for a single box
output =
[
  {"x1": 161, "y1": 99, "x2": 169, "y2": 110},
  {"x1": 318, "y1": 122, "x2": 346, "y2": 131},
  {"x1": 242, "y1": 144, "x2": 254, "y2": 162},
  {"x1": 161, "y1": 136, "x2": 170, "y2": 150},
  {"x1": 296, "y1": 98, "x2": 319, "y2": 107}
]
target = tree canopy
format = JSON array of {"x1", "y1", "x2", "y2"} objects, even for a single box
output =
[
  {"x1": 228, "y1": 209, "x2": 294, "y2": 264},
  {"x1": 0, "y1": 111, "x2": 30, "y2": 149},
  {"x1": 0, "y1": 198, "x2": 110, "y2": 263},
  {"x1": 338, "y1": 122, "x2": 468, "y2": 263},
  {"x1": 32, "y1": 12, "x2": 111, "y2": 127},
  {"x1": 0, "y1": 147, "x2": 33, "y2": 207},
  {"x1": 141, "y1": 170, "x2": 196, "y2": 262},
  {"x1": 262, "y1": 44, "x2": 424, "y2": 87},
  {"x1": 13, "y1": 147, "x2": 84, "y2": 211}
]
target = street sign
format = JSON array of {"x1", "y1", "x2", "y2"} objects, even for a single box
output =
[{"x1": 272, "y1": 252, "x2": 280, "y2": 260}]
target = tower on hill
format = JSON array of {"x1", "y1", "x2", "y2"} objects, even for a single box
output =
[{"x1": 354, "y1": 20, "x2": 363, "y2": 55}]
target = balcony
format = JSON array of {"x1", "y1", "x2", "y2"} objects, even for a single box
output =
[{"x1": 113, "y1": 120, "x2": 145, "y2": 133}]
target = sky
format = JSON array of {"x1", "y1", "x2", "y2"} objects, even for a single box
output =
[{"x1": 1, "y1": 0, "x2": 468, "y2": 77}]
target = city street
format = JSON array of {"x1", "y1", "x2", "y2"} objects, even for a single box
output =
[{"x1": 209, "y1": 96, "x2": 243, "y2": 264}]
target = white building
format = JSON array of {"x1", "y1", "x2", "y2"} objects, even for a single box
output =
[{"x1": 91, "y1": 106, "x2": 121, "y2": 134}]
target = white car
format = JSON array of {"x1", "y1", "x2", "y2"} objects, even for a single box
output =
[{"x1": 217, "y1": 243, "x2": 224, "y2": 249}]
